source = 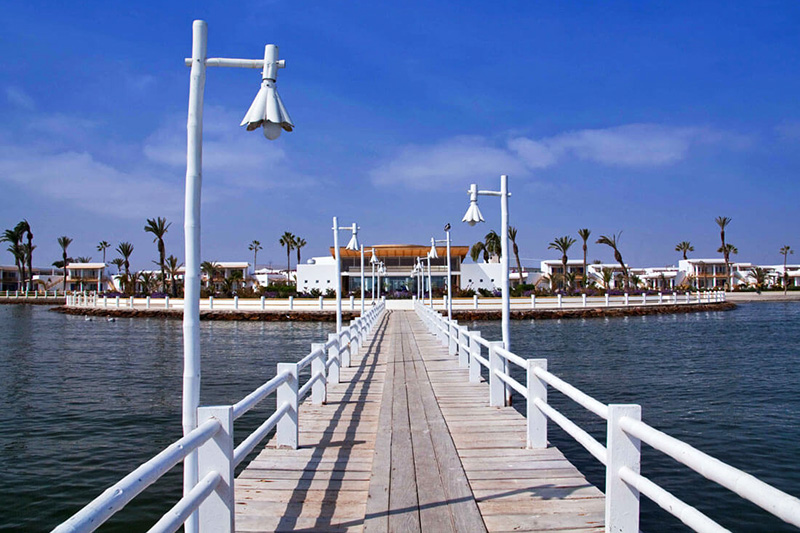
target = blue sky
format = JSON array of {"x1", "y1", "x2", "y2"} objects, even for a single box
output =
[{"x1": 2, "y1": 1, "x2": 799, "y2": 271}]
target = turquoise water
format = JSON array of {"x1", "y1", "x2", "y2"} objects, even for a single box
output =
[{"x1": 1, "y1": 303, "x2": 798, "y2": 531}]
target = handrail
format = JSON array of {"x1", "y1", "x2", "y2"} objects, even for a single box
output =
[
  {"x1": 297, "y1": 346, "x2": 324, "y2": 371},
  {"x1": 533, "y1": 366, "x2": 609, "y2": 419},
  {"x1": 233, "y1": 401, "x2": 292, "y2": 467},
  {"x1": 620, "y1": 416, "x2": 800, "y2": 528},
  {"x1": 53, "y1": 418, "x2": 222, "y2": 533},
  {"x1": 232, "y1": 370, "x2": 291, "y2": 420},
  {"x1": 493, "y1": 368, "x2": 527, "y2": 398},
  {"x1": 494, "y1": 344, "x2": 527, "y2": 369},
  {"x1": 147, "y1": 470, "x2": 222, "y2": 533},
  {"x1": 298, "y1": 370, "x2": 325, "y2": 399},
  {"x1": 533, "y1": 398, "x2": 608, "y2": 465}
]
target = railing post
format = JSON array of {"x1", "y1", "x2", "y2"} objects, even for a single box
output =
[
  {"x1": 165, "y1": 296, "x2": 170, "y2": 309},
  {"x1": 526, "y1": 359, "x2": 548, "y2": 448},
  {"x1": 275, "y1": 363, "x2": 299, "y2": 449},
  {"x1": 624, "y1": 293, "x2": 629, "y2": 306},
  {"x1": 311, "y1": 343, "x2": 327, "y2": 405},
  {"x1": 327, "y1": 333, "x2": 340, "y2": 385},
  {"x1": 605, "y1": 293, "x2": 610, "y2": 307},
  {"x1": 488, "y1": 341, "x2": 505, "y2": 407},
  {"x1": 531, "y1": 294, "x2": 536, "y2": 309},
  {"x1": 658, "y1": 292, "x2": 663, "y2": 304},
  {"x1": 582, "y1": 293, "x2": 587, "y2": 308},
  {"x1": 605, "y1": 404, "x2": 642, "y2": 533},
  {"x1": 448, "y1": 319, "x2": 458, "y2": 356},
  {"x1": 557, "y1": 293, "x2": 563, "y2": 309},
  {"x1": 197, "y1": 405, "x2": 234, "y2": 533},
  {"x1": 129, "y1": 296, "x2": 134, "y2": 308},
  {"x1": 473, "y1": 294, "x2": 478, "y2": 309},
  {"x1": 289, "y1": 295, "x2": 294, "y2": 310},
  {"x1": 340, "y1": 329, "x2": 351, "y2": 368},
  {"x1": 458, "y1": 326, "x2": 469, "y2": 368},
  {"x1": 260, "y1": 295, "x2": 265, "y2": 310},
  {"x1": 209, "y1": 296, "x2": 214, "y2": 310},
  {"x1": 104, "y1": 295, "x2": 108, "y2": 308},
  {"x1": 349, "y1": 294, "x2": 355, "y2": 310},
  {"x1": 234, "y1": 295, "x2": 239, "y2": 310},
  {"x1": 318, "y1": 295, "x2": 324, "y2": 310},
  {"x1": 469, "y1": 331, "x2": 481, "y2": 383}
]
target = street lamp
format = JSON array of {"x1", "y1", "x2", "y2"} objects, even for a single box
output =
[
  {"x1": 182, "y1": 20, "x2": 293, "y2": 529},
  {"x1": 426, "y1": 250, "x2": 433, "y2": 308},
  {"x1": 332, "y1": 218, "x2": 359, "y2": 334},
  {"x1": 367, "y1": 248, "x2": 379, "y2": 302},
  {"x1": 462, "y1": 175, "x2": 511, "y2": 352},
  {"x1": 359, "y1": 245, "x2": 365, "y2": 315},
  {"x1": 431, "y1": 225, "x2": 453, "y2": 323}
]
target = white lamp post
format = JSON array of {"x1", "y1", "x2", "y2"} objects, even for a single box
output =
[
  {"x1": 332, "y1": 218, "x2": 359, "y2": 333},
  {"x1": 462, "y1": 176, "x2": 511, "y2": 351},
  {"x1": 431, "y1": 224, "x2": 453, "y2": 323},
  {"x1": 426, "y1": 251, "x2": 433, "y2": 307},
  {"x1": 182, "y1": 20, "x2": 293, "y2": 531},
  {"x1": 360, "y1": 245, "x2": 365, "y2": 315},
  {"x1": 367, "y1": 248, "x2": 379, "y2": 303}
]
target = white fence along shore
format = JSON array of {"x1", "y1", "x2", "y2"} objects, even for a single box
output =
[
  {"x1": 52, "y1": 301, "x2": 386, "y2": 533},
  {"x1": 415, "y1": 301, "x2": 800, "y2": 532}
]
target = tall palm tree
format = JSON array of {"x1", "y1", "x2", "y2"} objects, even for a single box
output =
[
  {"x1": 97, "y1": 240, "x2": 110, "y2": 289},
  {"x1": 58, "y1": 236, "x2": 73, "y2": 292},
  {"x1": 578, "y1": 228, "x2": 591, "y2": 288},
  {"x1": 248, "y1": 240, "x2": 262, "y2": 272},
  {"x1": 2, "y1": 226, "x2": 25, "y2": 291},
  {"x1": 138, "y1": 271, "x2": 155, "y2": 295},
  {"x1": 675, "y1": 241, "x2": 694, "y2": 260},
  {"x1": 484, "y1": 230, "x2": 502, "y2": 259},
  {"x1": 16, "y1": 220, "x2": 33, "y2": 291},
  {"x1": 596, "y1": 233, "x2": 629, "y2": 289},
  {"x1": 295, "y1": 237, "x2": 307, "y2": 266},
  {"x1": 144, "y1": 217, "x2": 171, "y2": 294},
  {"x1": 508, "y1": 227, "x2": 524, "y2": 286},
  {"x1": 780, "y1": 245, "x2": 794, "y2": 294},
  {"x1": 749, "y1": 266, "x2": 768, "y2": 292},
  {"x1": 601, "y1": 267, "x2": 614, "y2": 290},
  {"x1": 470, "y1": 241, "x2": 488, "y2": 263},
  {"x1": 548, "y1": 236, "x2": 576, "y2": 290},
  {"x1": 717, "y1": 243, "x2": 738, "y2": 289},
  {"x1": 200, "y1": 261, "x2": 220, "y2": 290},
  {"x1": 110, "y1": 258, "x2": 125, "y2": 274},
  {"x1": 279, "y1": 232, "x2": 296, "y2": 284},
  {"x1": 116, "y1": 242, "x2": 134, "y2": 294},
  {"x1": 75, "y1": 256, "x2": 93, "y2": 263},
  {"x1": 715, "y1": 216, "x2": 732, "y2": 288},
  {"x1": 165, "y1": 255, "x2": 184, "y2": 297}
]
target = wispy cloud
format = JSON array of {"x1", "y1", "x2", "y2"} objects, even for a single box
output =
[
  {"x1": 371, "y1": 123, "x2": 744, "y2": 189},
  {"x1": 6, "y1": 86, "x2": 35, "y2": 110}
]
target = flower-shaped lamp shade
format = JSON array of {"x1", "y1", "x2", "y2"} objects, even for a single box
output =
[
  {"x1": 240, "y1": 45, "x2": 294, "y2": 140},
  {"x1": 462, "y1": 183, "x2": 484, "y2": 226},
  {"x1": 370, "y1": 250, "x2": 379, "y2": 265},
  {"x1": 429, "y1": 238, "x2": 439, "y2": 259},
  {"x1": 345, "y1": 233, "x2": 360, "y2": 251}
]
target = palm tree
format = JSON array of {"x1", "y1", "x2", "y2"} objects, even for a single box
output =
[
  {"x1": 16, "y1": 220, "x2": 33, "y2": 291},
  {"x1": 75, "y1": 256, "x2": 93, "y2": 263},
  {"x1": 165, "y1": 255, "x2": 184, "y2": 297},
  {"x1": 279, "y1": 232, "x2": 296, "y2": 284},
  {"x1": 57, "y1": 236, "x2": 73, "y2": 292},
  {"x1": 749, "y1": 266, "x2": 768, "y2": 292},
  {"x1": 110, "y1": 258, "x2": 125, "y2": 275},
  {"x1": 717, "y1": 243, "x2": 738, "y2": 289},
  {"x1": 715, "y1": 216, "x2": 732, "y2": 288},
  {"x1": 596, "y1": 233, "x2": 629, "y2": 289},
  {"x1": 578, "y1": 228, "x2": 591, "y2": 288},
  {"x1": 224, "y1": 270, "x2": 244, "y2": 296},
  {"x1": 248, "y1": 240, "x2": 262, "y2": 272},
  {"x1": 508, "y1": 227, "x2": 524, "y2": 286},
  {"x1": 97, "y1": 240, "x2": 110, "y2": 288},
  {"x1": 295, "y1": 237, "x2": 307, "y2": 266},
  {"x1": 548, "y1": 236, "x2": 576, "y2": 290},
  {"x1": 138, "y1": 271, "x2": 155, "y2": 295},
  {"x1": 780, "y1": 245, "x2": 794, "y2": 294},
  {"x1": 484, "y1": 230, "x2": 502, "y2": 259},
  {"x1": 470, "y1": 241, "x2": 488, "y2": 263},
  {"x1": 144, "y1": 217, "x2": 171, "y2": 294},
  {"x1": 2, "y1": 226, "x2": 25, "y2": 291},
  {"x1": 675, "y1": 241, "x2": 694, "y2": 260},
  {"x1": 116, "y1": 242, "x2": 134, "y2": 294},
  {"x1": 601, "y1": 267, "x2": 614, "y2": 290},
  {"x1": 201, "y1": 261, "x2": 220, "y2": 290}
]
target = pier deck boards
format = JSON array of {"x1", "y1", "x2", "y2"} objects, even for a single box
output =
[{"x1": 235, "y1": 310, "x2": 604, "y2": 532}]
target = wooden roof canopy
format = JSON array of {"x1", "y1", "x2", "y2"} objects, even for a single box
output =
[{"x1": 331, "y1": 244, "x2": 469, "y2": 259}]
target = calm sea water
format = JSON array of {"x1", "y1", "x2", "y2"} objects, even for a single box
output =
[{"x1": 1, "y1": 303, "x2": 798, "y2": 531}]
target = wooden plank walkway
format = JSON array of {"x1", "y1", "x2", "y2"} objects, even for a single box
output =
[{"x1": 235, "y1": 310, "x2": 603, "y2": 532}]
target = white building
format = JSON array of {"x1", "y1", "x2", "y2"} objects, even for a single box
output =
[{"x1": 66, "y1": 262, "x2": 109, "y2": 292}]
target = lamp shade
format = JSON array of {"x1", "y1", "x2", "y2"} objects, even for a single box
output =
[
  {"x1": 370, "y1": 250, "x2": 379, "y2": 265},
  {"x1": 462, "y1": 200, "x2": 484, "y2": 226},
  {"x1": 345, "y1": 233, "x2": 360, "y2": 251},
  {"x1": 429, "y1": 238, "x2": 439, "y2": 259},
  {"x1": 241, "y1": 45, "x2": 293, "y2": 140}
]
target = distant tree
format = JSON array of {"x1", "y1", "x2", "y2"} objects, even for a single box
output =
[
  {"x1": 165, "y1": 255, "x2": 183, "y2": 297},
  {"x1": 508, "y1": 227, "x2": 524, "y2": 286},
  {"x1": 144, "y1": 217, "x2": 171, "y2": 294},
  {"x1": 675, "y1": 241, "x2": 694, "y2": 260},
  {"x1": 578, "y1": 228, "x2": 591, "y2": 288},
  {"x1": 716, "y1": 216, "x2": 732, "y2": 288},
  {"x1": 484, "y1": 230, "x2": 502, "y2": 259},
  {"x1": 749, "y1": 266, "x2": 768, "y2": 292},
  {"x1": 75, "y1": 256, "x2": 93, "y2": 263},
  {"x1": 780, "y1": 245, "x2": 794, "y2": 295},
  {"x1": 16, "y1": 220, "x2": 33, "y2": 291},
  {"x1": 597, "y1": 233, "x2": 629, "y2": 289},
  {"x1": 717, "y1": 243, "x2": 738, "y2": 289},
  {"x1": 97, "y1": 240, "x2": 110, "y2": 288},
  {"x1": 110, "y1": 258, "x2": 125, "y2": 275},
  {"x1": 201, "y1": 261, "x2": 220, "y2": 290},
  {"x1": 601, "y1": 267, "x2": 614, "y2": 289},
  {"x1": 248, "y1": 240, "x2": 262, "y2": 272},
  {"x1": 470, "y1": 241, "x2": 488, "y2": 263},
  {"x1": 116, "y1": 242, "x2": 134, "y2": 294},
  {"x1": 295, "y1": 237, "x2": 307, "y2": 265},
  {"x1": 138, "y1": 271, "x2": 155, "y2": 295},
  {"x1": 57, "y1": 236, "x2": 73, "y2": 292},
  {"x1": 2, "y1": 226, "x2": 25, "y2": 291},
  {"x1": 279, "y1": 232, "x2": 296, "y2": 284},
  {"x1": 548, "y1": 236, "x2": 576, "y2": 290}
]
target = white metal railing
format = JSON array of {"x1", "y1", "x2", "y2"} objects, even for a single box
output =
[
  {"x1": 53, "y1": 299, "x2": 386, "y2": 533},
  {"x1": 2, "y1": 289, "x2": 65, "y2": 299},
  {"x1": 414, "y1": 300, "x2": 800, "y2": 532},
  {"x1": 421, "y1": 290, "x2": 726, "y2": 311}
]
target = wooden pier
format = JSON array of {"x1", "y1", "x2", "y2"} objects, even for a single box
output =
[{"x1": 235, "y1": 310, "x2": 604, "y2": 532}]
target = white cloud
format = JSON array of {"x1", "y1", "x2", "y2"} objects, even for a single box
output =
[
  {"x1": 6, "y1": 86, "x2": 35, "y2": 110},
  {"x1": 369, "y1": 136, "x2": 528, "y2": 189},
  {"x1": 371, "y1": 124, "x2": 739, "y2": 189}
]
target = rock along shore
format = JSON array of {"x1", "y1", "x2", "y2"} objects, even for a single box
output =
[{"x1": 51, "y1": 301, "x2": 736, "y2": 321}]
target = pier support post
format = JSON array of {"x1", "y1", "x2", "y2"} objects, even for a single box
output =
[
  {"x1": 275, "y1": 363, "x2": 299, "y2": 449},
  {"x1": 526, "y1": 359, "x2": 548, "y2": 448},
  {"x1": 327, "y1": 333, "x2": 340, "y2": 385},
  {"x1": 469, "y1": 331, "x2": 481, "y2": 383},
  {"x1": 488, "y1": 341, "x2": 505, "y2": 407},
  {"x1": 311, "y1": 343, "x2": 327, "y2": 405},
  {"x1": 197, "y1": 405, "x2": 234, "y2": 533},
  {"x1": 605, "y1": 404, "x2": 641, "y2": 533},
  {"x1": 458, "y1": 326, "x2": 469, "y2": 368}
]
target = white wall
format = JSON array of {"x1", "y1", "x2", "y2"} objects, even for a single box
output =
[
  {"x1": 461, "y1": 263, "x2": 504, "y2": 291},
  {"x1": 296, "y1": 257, "x2": 338, "y2": 293}
]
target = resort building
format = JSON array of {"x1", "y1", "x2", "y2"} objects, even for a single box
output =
[
  {"x1": 253, "y1": 267, "x2": 294, "y2": 286},
  {"x1": 66, "y1": 263, "x2": 109, "y2": 292}
]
